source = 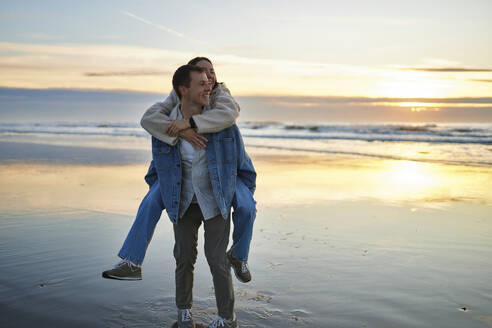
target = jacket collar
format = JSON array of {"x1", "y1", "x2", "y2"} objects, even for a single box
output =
[{"x1": 170, "y1": 103, "x2": 211, "y2": 119}]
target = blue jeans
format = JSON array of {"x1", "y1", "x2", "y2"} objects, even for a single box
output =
[{"x1": 118, "y1": 178, "x2": 256, "y2": 264}]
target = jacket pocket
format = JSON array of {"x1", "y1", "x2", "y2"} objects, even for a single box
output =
[
  {"x1": 216, "y1": 137, "x2": 235, "y2": 164},
  {"x1": 153, "y1": 144, "x2": 171, "y2": 155},
  {"x1": 152, "y1": 137, "x2": 172, "y2": 154}
]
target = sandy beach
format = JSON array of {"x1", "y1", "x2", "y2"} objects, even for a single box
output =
[
  {"x1": 1, "y1": 141, "x2": 492, "y2": 327},
  {"x1": 2, "y1": 0, "x2": 492, "y2": 325}
]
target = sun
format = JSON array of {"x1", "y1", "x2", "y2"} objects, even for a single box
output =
[{"x1": 375, "y1": 69, "x2": 449, "y2": 98}]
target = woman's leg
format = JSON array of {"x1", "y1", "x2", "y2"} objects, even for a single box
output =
[
  {"x1": 230, "y1": 179, "x2": 256, "y2": 262},
  {"x1": 117, "y1": 182, "x2": 165, "y2": 265}
]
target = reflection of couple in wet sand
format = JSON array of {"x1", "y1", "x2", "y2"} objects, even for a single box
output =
[{"x1": 102, "y1": 57, "x2": 257, "y2": 328}]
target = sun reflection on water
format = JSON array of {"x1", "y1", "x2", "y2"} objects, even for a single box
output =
[
  {"x1": 253, "y1": 153, "x2": 492, "y2": 207},
  {"x1": 375, "y1": 160, "x2": 440, "y2": 201}
]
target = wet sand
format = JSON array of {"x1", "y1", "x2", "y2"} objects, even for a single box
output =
[{"x1": 1, "y1": 142, "x2": 492, "y2": 327}]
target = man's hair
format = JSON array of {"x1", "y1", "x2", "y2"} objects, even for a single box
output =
[
  {"x1": 172, "y1": 65, "x2": 205, "y2": 99},
  {"x1": 188, "y1": 57, "x2": 213, "y2": 66}
]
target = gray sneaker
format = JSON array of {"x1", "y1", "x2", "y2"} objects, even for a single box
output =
[
  {"x1": 227, "y1": 250, "x2": 251, "y2": 283},
  {"x1": 208, "y1": 316, "x2": 238, "y2": 328},
  {"x1": 178, "y1": 309, "x2": 195, "y2": 328},
  {"x1": 102, "y1": 260, "x2": 142, "y2": 280}
]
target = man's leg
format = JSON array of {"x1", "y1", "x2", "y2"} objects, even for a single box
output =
[
  {"x1": 204, "y1": 214, "x2": 234, "y2": 320},
  {"x1": 173, "y1": 204, "x2": 202, "y2": 311},
  {"x1": 117, "y1": 181, "x2": 164, "y2": 265}
]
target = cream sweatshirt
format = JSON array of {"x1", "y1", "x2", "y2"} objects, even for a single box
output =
[{"x1": 140, "y1": 83, "x2": 240, "y2": 145}]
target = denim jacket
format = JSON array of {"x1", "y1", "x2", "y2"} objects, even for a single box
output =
[{"x1": 145, "y1": 124, "x2": 256, "y2": 224}]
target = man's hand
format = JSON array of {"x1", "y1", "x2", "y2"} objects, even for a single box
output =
[
  {"x1": 166, "y1": 119, "x2": 191, "y2": 137},
  {"x1": 179, "y1": 128, "x2": 208, "y2": 150}
]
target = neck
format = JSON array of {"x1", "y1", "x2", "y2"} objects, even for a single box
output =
[{"x1": 180, "y1": 99, "x2": 203, "y2": 119}]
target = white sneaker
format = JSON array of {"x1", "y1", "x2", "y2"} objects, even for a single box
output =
[
  {"x1": 178, "y1": 308, "x2": 195, "y2": 328},
  {"x1": 208, "y1": 315, "x2": 238, "y2": 328}
]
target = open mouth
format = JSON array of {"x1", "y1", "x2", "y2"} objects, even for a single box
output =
[{"x1": 201, "y1": 93, "x2": 210, "y2": 104}]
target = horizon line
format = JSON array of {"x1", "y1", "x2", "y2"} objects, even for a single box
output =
[{"x1": 1, "y1": 86, "x2": 491, "y2": 105}]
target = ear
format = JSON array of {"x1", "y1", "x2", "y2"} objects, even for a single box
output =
[{"x1": 178, "y1": 85, "x2": 188, "y2": 98}]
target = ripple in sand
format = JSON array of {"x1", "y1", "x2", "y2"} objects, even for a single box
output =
[
  {"x1": 267, "y1": 261, "x2": 283, "y2": 269},
  {"x1": 289, "y1": 309, "x2": 311, "y2": 324},
  {"x1": 249, "y1": 292, "x2": 273, "y2": 303}
]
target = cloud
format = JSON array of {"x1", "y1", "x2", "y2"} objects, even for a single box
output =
[
  {"x1": 422, "y1": 58, "x2": 461, "y2": 66},
  {"x1": 399, "y1": 67, "x2": 492, "y2": 72},
  {"x1": 0, "y1": 13, "x2": 17, "y2": 20},
  {"x1": 1, "y1": 41, "x2": 491, "y2": 97},
  {"x1": 121, "y1": 11, "x2": 210, "y2": 48},
  {"x1": 258, "y1": 95, "x2": 492, "y2": 106},
  {"x1": 262, "y1": 14, "x2": 421, "y2": 26},
  {"x1": 122, "y1": 11, "x2": 184, "y2": 38},
  {"x1": 23, "y1": 33, "x2": 64, "y2": 40},
  {"x1": 0, "y1": 63, "x2": 56, "y2": 70},
  {"x1": 469, "y1": 79, "x2": 492, "y2": 83},
  {"x1": 85, "y1": 70, "x2": 171, "y2": 77}
]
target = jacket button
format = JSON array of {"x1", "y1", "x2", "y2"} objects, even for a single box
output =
[
  {"x1": 176, "y1": 164, "x2": 180, "y2": 167},
  {"x1": 177, "y1": 182, "x2": 181, "y2": 185}
]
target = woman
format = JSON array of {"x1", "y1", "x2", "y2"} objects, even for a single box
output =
[{"x1": 141, "y1": 57, "x2": 240, "y2": 150}]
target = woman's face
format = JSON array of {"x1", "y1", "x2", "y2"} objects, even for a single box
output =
[{"x1": 195, "y1": 60, "x2": 216, "y2": 88}]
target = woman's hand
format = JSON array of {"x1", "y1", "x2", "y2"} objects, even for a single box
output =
[
  {"x1": 178, "y1": 129, "x2": 208, "y2": 150},
  {"x1": 166, "y1": 119, "x2": 191, "y2": 137}
]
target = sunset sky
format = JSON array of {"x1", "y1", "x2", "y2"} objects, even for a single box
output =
[{"x1": 1, "y1": 0, "x2": 491, "y2": 122}]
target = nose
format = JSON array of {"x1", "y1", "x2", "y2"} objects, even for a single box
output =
[{"x1": 204, "y1": 82, "x2": 211, "y2": 92}]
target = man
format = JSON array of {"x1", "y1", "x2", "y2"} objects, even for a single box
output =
[
  {"x1": 102, "y1": 58, "x2": 256, "y2": 286},
  {"x1": 127, "y1": 64, "x2": 253, "y2": 327}
]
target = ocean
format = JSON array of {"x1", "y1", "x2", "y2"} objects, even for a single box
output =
[{"x1": 1, "y1": 121, "x2": 492, "y2": 167}]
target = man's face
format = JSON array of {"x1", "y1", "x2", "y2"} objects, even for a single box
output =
[{"x1": 182, "y1": 71, "x2": 211, "y2": 106}]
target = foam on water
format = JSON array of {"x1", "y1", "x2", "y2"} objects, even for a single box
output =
[{"x1": 1, "y1": 122, "x2": 492, "y2": 166}]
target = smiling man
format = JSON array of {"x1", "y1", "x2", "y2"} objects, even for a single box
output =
[{"x1": 150, "y1": 65, "x2": 254, "y2": 328}]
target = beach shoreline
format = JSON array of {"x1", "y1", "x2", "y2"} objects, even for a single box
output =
[{"x1": 1, "y1": 142, "x2": 492, "y2": 327}]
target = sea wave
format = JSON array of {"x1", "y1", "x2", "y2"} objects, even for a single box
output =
[
  {"x1": 1, "y1": 122, "x2": 492, "y2": 167},
  {"x1": 1, "y1": 122, "x2": 491, "y2": 145}
]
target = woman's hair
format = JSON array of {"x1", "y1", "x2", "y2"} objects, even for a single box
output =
[
  {"x1": 187, "y1": 57, "x2": 213, "y2": 66},
  {"x1": 187, "y1": 57, "x2": 219, "y2": 89}
]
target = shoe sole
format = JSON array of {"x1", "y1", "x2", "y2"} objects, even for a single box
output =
[
  {"x1": 102, "y1": 272, "x2": 142, "y2": 281},
  {"x1": 227, "y1": 252, "x2": 251, "y2": 283},
  {"x1": 233, "y1": 271, "x2": 251, "y2": 283}
]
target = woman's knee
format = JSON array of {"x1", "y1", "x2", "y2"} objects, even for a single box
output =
[
  {"x1": 146, "y1": 186, "x2": 164, "y2": 209},
  {"x1": 235, "y1": 202, "x2": 256, "y2": 221}
]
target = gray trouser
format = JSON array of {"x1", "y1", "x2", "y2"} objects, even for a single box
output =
[{"x1": 173, "y1": 204, "x2": 234, "y2": 319}]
